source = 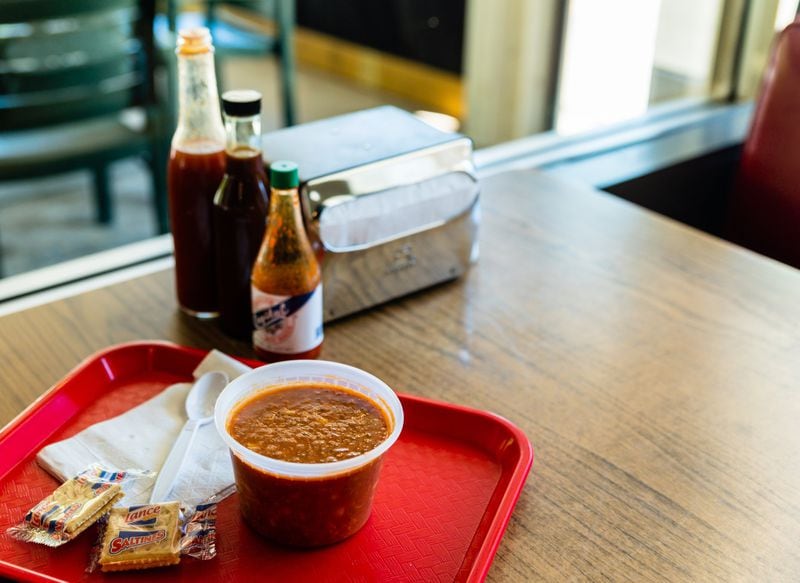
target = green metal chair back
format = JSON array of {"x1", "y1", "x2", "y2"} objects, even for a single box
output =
[{"x1": 0, "y1": 0, "x2": 157, "y2": 131}]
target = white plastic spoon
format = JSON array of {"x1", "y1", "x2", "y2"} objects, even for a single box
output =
[{"x1": 149, "y1": 371, "x2": 229, "y2": 503}]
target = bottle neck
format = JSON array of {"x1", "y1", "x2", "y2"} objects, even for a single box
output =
[
  {"x1": 269, "y1": 187, "x2": 302, "y2": 219},
  {"x1": 263, "y1": 186, "x2": 316, "y2": 268},
  {"x1": 268, "y1": 186, "x2": 310, "y2": 239},
  {"x1": 224, "y1": 114, "x2": 261, "y2": 153},
  {"x1": 173, "y1": 51, "x2": 225, "y2": 150}
]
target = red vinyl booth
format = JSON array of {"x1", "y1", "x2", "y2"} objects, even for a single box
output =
[{"x1": 726, "y1": 21, "x2": 800, "y2": 270}]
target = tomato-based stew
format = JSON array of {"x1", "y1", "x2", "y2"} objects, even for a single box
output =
[
  {"x1": 228, "y1": 384, "x2": 389, "y2": 463},
  {"x1": 225, "y1": 383, "x2": 394, "y2": 547}
]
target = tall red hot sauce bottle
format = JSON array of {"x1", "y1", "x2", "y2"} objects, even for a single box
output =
[
  {"x1": 251, "y1": 161, "x2": 324, "y2": 361},
  {"x1": 167, "y1": 28, "x2": 226, "y2": 318}
]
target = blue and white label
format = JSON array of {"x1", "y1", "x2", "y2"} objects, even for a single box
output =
[{"x1": 252, "y1": 284, "x2": 323, "y2": 354}]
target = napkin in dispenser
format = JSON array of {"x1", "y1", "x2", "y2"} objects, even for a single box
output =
[{"x1": 262, "y1": 106, "x2": 480, "y2": 321}]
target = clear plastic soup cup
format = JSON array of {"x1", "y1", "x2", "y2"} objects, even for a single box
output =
[{"x1": 214, "y1": 360, "x2": 404, "y2": 547}]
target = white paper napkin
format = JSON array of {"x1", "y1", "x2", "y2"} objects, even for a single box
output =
[{"x1": 37, "y1": 350, "x2": 253, "y2": 508}]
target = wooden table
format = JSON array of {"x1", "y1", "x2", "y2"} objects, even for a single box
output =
[{"x1": 2, "y1": 169, "x2": 800, "y2": 581}]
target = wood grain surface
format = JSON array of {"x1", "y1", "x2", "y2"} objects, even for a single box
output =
[{"x1": 2, "y1": 169, "x2": 800, "y2": 581}]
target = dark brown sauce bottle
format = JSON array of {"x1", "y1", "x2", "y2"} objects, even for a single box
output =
[{"x1": 213, "y1": 91, "x2": 269, "y2": 340}]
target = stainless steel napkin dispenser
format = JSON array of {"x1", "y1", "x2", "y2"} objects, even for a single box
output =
[{"x1": 262, "y1": 106, "x2": 479, "y2": 322}]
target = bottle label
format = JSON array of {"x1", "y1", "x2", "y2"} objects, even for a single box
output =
[{"x1": 252, "y1": 285, "x2": 324, "y2": 354}]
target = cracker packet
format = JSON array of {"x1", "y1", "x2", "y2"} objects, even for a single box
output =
[
  {"x1": 6, "y1": 465, "x2": 153, "y2": 547},
  {"x1": 88, "y1": 500, "x2": 218, "y2": 572},
  {"x1": 96, "y1": 502, "x2": 183, "y2": 572}
]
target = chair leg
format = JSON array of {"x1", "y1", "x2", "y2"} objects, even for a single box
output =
[
  {"x1": 276, "y1": 0, "x2": 297, "y2": 127},
  {"x1": 215, "y1": 51, "x2": 225, "y2": 93},
  {"x1": 206, "y1": 0, "x2": 225, "y2": 92},
  {"x1": 92, "y1": 164, "x2": 113, "y2": 224},
  {"x1": 149, "y1": 139, "x2": 170, "y2": 234}
]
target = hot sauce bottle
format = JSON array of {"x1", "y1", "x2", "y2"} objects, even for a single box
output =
[
  {"x1": 167, "y1": 28, "x2": 226, "y2": 318},
  {"x1": 213, "y1": 90, "x2": 269, "y2": 340},
  {"x1": 251, "y1": 161, "x2": 324, "y2": 361}
]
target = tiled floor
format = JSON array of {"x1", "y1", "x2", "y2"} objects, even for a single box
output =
[{"x1": 0, "y1": 56, "x2": 427, "y2": 278}]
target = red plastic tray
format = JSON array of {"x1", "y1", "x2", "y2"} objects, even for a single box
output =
[{"x1": 0, "y1": 341, "x2": 533, "y2": 582}]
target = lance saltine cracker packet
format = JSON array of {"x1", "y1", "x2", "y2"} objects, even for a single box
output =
[
  {"x1": 6, "y1": 467, "x2": 126, "y2": 547},
  {"x1": 98, "y1": 502, "x2": 182, "y2": 572}
]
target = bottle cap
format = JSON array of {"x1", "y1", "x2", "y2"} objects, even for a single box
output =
[
  {"x1": 270, "y1": 161, "x2": 299, "y2": 189},
  {"x1": 222, "y1": 90, "x2": 262, "y2": 117},
  {"x1": 176, "y1": 27, "x2": 213, "y2": 55}
]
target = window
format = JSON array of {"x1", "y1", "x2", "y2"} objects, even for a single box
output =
[{"x1": 464, "y1": 0, "x2": 797, "y2": 145}]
